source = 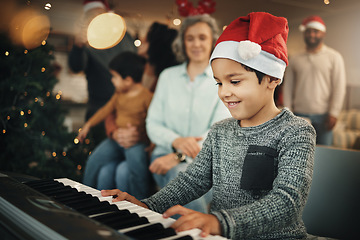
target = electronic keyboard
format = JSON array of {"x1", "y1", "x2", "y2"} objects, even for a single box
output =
[{"x1": 0, "y1": 173, "x2": 228, "y2": 240}]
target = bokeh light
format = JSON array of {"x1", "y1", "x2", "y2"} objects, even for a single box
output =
[{"x1": 87, "y1": 12, "x2": 126, "y2": 49}]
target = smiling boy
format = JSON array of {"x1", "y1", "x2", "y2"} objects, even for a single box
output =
[{"x1": 102, "y1": 12, "x2": 316, "y2": 240}]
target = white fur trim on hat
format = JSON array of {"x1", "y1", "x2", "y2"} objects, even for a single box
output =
[
  {"x1": 210, "y1": 41, "x2": 287, "y2": 82},
  {"x1": 84, "y1": 2, "x2": 106, "y2": 12},
  {"x1": 299, "y1": 21, "x2": 326, "y2": 32}
]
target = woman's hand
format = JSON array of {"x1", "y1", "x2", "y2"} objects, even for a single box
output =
[
  {"x1": 163, "y1": 205, "x2": 221, "y2": 238},
  {"x1": 149, "y1": 153, "x2": 179, "y2": 175},
  {"x1": 101, "y1": 189, "x2": 148, "y2": 208},
  {"x1": 172, "y1": 137, "x2": 202, "y2": 158}
]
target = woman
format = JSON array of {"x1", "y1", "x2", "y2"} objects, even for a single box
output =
[{"x1": 144, "y1": 14, "x2": 230, "y2": 213}]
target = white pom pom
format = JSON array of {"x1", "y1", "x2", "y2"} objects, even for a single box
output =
[{"x1": 237, "y1": 40, "x2": 261, "y2": 60}]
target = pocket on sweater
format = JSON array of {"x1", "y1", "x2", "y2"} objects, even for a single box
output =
[{"x1": 240, "y1": 145, "x2": 278, "y2": 191}]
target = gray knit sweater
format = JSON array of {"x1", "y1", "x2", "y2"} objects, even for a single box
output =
[{"x1": 142, "y1": 108, "x2": 316, "y2": 239}]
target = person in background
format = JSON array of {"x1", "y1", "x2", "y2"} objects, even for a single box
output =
[
  {"x1": 102, "y1": 12, "x2": 316, "y2": 240},
  {"x1": 283, "y1": 15, "x2": 346, "y2": 145},
  {"x1": 144, "y1": 14, "x2": 230, "y2": 214},
  {"x1": 68, "y1": 0, "x2": 137, "y2": 145},
  {"x1": 77, "y1": 52, "x2": 152, "y2": 200},
  {"x1": 96, "y1": 22, "x2": 179, "y2": 196}
]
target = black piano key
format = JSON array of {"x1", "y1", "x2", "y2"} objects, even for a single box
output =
[
  {"x1": 92, "y1": 210, "x2": 132, "y2": 222},
  {"x1": 108, "y1": 215, "x2": 149, "y2": 230},
  {"x1": 52, "y1": 191, "x2": 88, "y2": 201},
  {"x1": 80, "y1": 202, "x2": 119, "y2": 216},
  {"x1": 125, "y1": 223, "x2": 177, "y2": 240},
  {"x1": 173, "y1": 235, "x2": 194, "y2": 240}
]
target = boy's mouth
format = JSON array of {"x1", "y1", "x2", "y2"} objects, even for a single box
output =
[{"x1": 226, "y1": 101, "x2": 240, "y2": 108}]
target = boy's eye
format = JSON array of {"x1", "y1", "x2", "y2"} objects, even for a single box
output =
[{"x1": 231, "y1": 80, "x2": 240, "y2": 85}]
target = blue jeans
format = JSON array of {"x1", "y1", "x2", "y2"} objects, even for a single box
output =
[
  {"x1": 151, "y1": 153, "x2": 212, "y2": 214},
  {"x1": 295, "y1": 112, "x2": 333, "y2": 146},
  {"x1": 83, "y1": 138, "x2": 150, "y2": 199}
]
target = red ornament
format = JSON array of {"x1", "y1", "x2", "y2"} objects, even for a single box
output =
[{"x1": 175, "y1": 0, "x2": 216, "y2": 17}]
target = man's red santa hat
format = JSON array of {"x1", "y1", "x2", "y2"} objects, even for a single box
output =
[
  {"x1": 210, "y1": 12, "x2": 288, "y2": 83},
  {"x1": 299, "y1": 15, "x2": 326, "y2": 32},
  {"x1": 83, "y1": 0, "x2": 110, "y2": 12}
]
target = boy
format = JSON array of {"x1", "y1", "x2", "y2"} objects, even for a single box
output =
[
  {"x1": 102, "y1": 12, "x2": 316, "y2": 239},
  {"x1": 78, "y1": 51, "x2": 153, "y2": 199}
]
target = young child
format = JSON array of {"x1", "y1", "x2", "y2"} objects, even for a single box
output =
[
  {"x1": 102, "y1": 12, "x2": 316, "y2": 239},
  {"x1": 78, "y1": 51, "x2": 153, "y2": 199}
]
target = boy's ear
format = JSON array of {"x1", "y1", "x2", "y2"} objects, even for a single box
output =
[{"x1": 265, "y1": 76, "x2": 281, "y2": 90}]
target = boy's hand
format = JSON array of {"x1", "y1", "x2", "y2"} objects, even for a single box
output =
[
  {"x1": 77, "y1": 124, "x2": 90, "y2": 143},
  {"x1": 101, "y1": 189, "x2": 148, "y2": 209},
  {"x1": 163, "y1": 205, "x2": 221, "y2": 237},
  {"x1": 172, "y1": 137, "x2": 202, "y2": 158},
  {"x1": 113, "y1": 123, "x2": 140, "y2": 148}
]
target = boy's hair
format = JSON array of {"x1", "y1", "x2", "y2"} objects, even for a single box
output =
[
  {"x1": 109, "y1": 51, "x2": 146, "y2": 83},
  {"x1": 241, "y1": 63, "x2": 279, "y2": 84}
]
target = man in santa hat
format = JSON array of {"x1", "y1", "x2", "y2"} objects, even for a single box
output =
[
  {"x1": 102, "y1": 12, "x2": 316, "y2": 240},
  {"x1": 283, "y1": 15, "x2": 346, "y2": 146}
]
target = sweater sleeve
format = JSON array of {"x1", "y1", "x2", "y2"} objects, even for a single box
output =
[
  {"x1": 212, "y1": 125, "x2": 316, "y2": 239},
  {"x1": 87, "y1": 94, "x2": 116, "y2": 127}
]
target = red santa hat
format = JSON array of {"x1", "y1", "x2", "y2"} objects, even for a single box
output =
[
  {"x1": 83, "y1": 0, "x2": 110, "y2": 12},
  {"x1": 299, "y1": 15, "x2": 326, "y2": 32},
  {"x1": 210, "y1": 12, "x2": 289, "y2": 82}
]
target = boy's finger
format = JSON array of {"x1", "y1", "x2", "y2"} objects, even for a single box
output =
[{"x1": 163, "y1": 205, "x2": 192, "y2": 218}]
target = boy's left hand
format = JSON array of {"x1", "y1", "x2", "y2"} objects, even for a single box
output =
[{"x1": 163, "y1": 205, "x2": 221, "y2": 237}]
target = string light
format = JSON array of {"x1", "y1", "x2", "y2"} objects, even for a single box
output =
[
  {"x1": 20, "y1": 111, "x2": 25, "y2": 116},
  {"x1": 7, "y1": 116, "x2": 10, "y2": 120},
  {"x1": 35, "y1": 97, "x2": 38, "y2": 102},
  {"x1": 173, "y1": 18, "x2": 181, "y2": 26},
  {"x1": 27, "y1": 110, "x2": 31, "y2": 114},
  {"x1": 74, "y1": 138, "x2": 79, "y2": 144},
  {"x1": 134, "y1": 39, "x2": 141, "y2": 47},
  {"x1": 41, "y1": 67, "x2": 45, "y2": 72},
  {"x1": 2, "y1": 129, "x2": 6, "y2": 134},
  {"x1": 41, "y1": 131, "x2": 45, "y2": 136},
  {"x1": 55, "y1": 94, "x2": 61, "y2": 100},
  {"x1": 44, "y1": 3, "x2": 51, "y2": 10},
  {"x1": 5, "y1": 51, "x2": 9, "y2": 56},
  {"x1": 42, "y1": 40, "x2": 46, "y2": 45},
  {"x1": 85, "y1": 139, "x2": 90, "y2": 144},
  {"x1": 324, "y1": 0, "x2": 330, "y2": 4},
  {"x1": 40, "y1": 101, "x2": 44, "y2": 106},
  {"x1": 24, "y1": 123, "x2": 28, "y2": 128},
  {"x1": 46, "y1": 91, "x2": 50, "y2": 97},
  {"x1": 62, "y1": 152, "x2": 66, "y2": 157},
  {"x1": 24, "y1": 50, "x2": 28, "y2": 54},
  {"x1": 77, "y1": 165, "x2": 82, "y2": 170},
  {"x1": 52, "y1": 152, "x2": 56, "y2": 157}
]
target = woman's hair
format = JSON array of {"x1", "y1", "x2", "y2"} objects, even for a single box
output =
[
  {"x1": 109, "y1": 51, "x2": 146, "y2": 83},
  {"x1": 146, "y1": 22, "x2": 179, "y2": 77},
  {"x1": 172, "y1": 14, "x2": 220, "y2": 62}
]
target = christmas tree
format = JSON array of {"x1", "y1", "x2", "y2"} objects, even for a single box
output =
[{"x1": 0, "y1": 32, "x2": 92, "y2": 181}]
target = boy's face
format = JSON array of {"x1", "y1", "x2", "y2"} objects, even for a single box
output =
[
  {"x1": 212, "y1": 58, "x2": 278, "y2": 126},
  {"x1": 110, "y1": 70, "x2": 132, "y2": 93},
  {"x1": 184, "y1": 22, "x2": 213, "y2": 64}
]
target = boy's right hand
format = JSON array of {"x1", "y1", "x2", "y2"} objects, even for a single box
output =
[{"x1": 77, "y1": 124, "x2": 90, "y2": 143}]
